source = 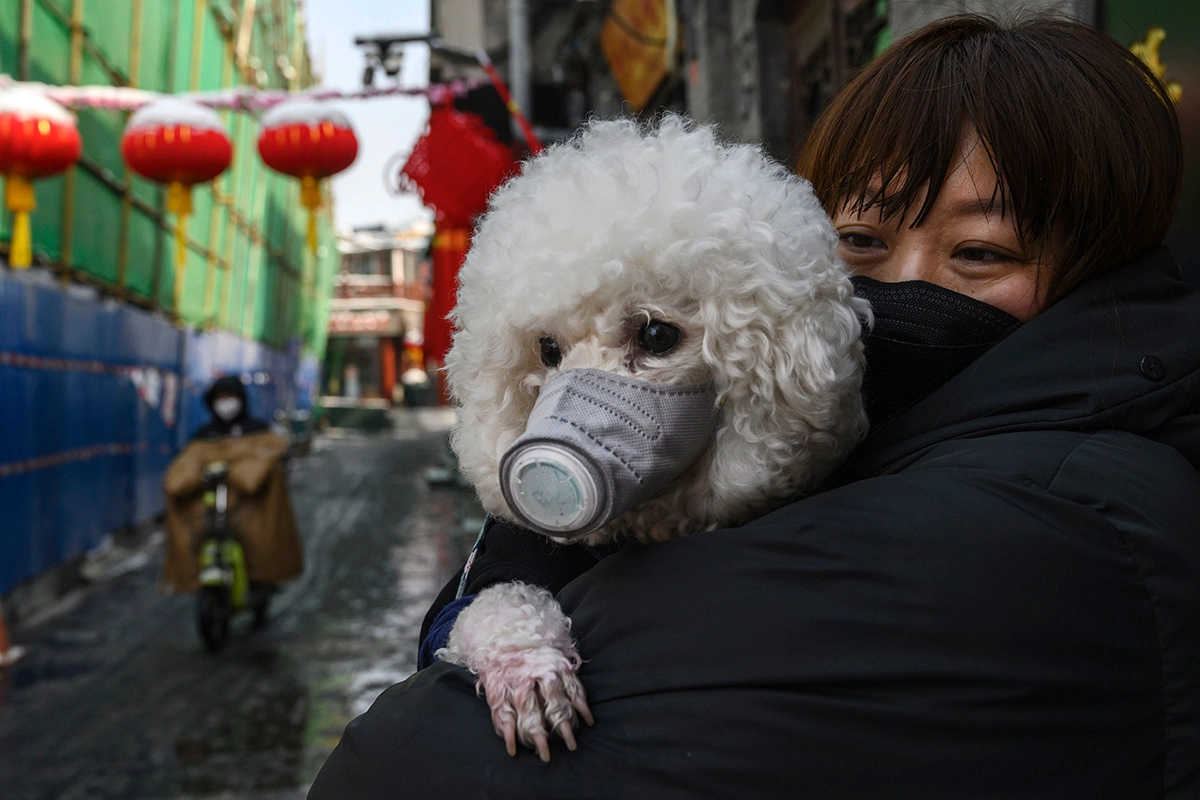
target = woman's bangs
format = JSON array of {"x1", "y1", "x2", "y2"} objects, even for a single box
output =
[{"x1": 813, "y1": 43, "x2": 972, "y2": 229}]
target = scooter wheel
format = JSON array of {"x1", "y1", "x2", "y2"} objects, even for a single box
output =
[
  {"x1": 251, "y1": 584, "x2": 272, "y2": 630},
  {"x1": 197, "y1": 586, "x2": 232, "y2": 652}
]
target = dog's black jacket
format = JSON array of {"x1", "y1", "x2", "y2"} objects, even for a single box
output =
[
  {"x1": 311, "y1": 248, "x2": 1200, "y2": 799},
  {"x1": 416, "y1": 517, "x2": 610, "y2": 669},
  {"x1": 417, "y1": 517, "x2": 606, "y2": 655}
]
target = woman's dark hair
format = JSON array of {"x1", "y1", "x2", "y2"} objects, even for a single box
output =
[{"x1": 797, "y1": 15, "x2": 1183, "y2": 305}]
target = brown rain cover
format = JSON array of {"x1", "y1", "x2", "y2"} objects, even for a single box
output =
[{"x1": 161, "y1": 432, "x2": 303, "y2": 593}]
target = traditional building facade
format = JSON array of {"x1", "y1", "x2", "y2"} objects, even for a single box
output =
[{"x1": 323, "y1": 221, "x2": 432, "y2": 407}]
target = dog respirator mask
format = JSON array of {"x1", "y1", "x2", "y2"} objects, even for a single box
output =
[{"x1": 498, "y1": 369, "x2": 720, "y2": 539}]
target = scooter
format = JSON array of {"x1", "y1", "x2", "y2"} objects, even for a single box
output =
[{"x1": 195, "y1": 461, "x2": 272, "y2": 652}]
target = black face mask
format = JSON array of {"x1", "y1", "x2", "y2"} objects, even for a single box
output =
[{"x1": 851, "y1": 276, "x2": 1022, "y2": 428}]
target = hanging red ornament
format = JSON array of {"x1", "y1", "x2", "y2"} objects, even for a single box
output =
[
  {"x1": 257, "y1": 99, "x2": 358, "y2": 254},
  {"x1": 0, "y1": 88, "x2": 82, "y2": 269},
  {"x1": 399, "y1": 105, "x2": 516, "y2": 227},
  {"x1": 121, "y1": 98, "x2": 232, "y2": 310},
  {"x1": 399, "y1": 106, "x2": 517, "y2": 394}
]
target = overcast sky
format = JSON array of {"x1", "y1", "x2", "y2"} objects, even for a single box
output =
[{"x1": 304, "y1": 0, "x2": 433, "y2": 230}]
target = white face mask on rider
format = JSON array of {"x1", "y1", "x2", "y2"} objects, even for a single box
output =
[{"x1": 212, "y1": 397, "x2": 243, "y2": 422}]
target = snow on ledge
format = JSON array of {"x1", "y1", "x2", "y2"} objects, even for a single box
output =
[
  {"x1": 0, "y1": 87, "x2": 76, "y2": 125},
  {"x1": 261, "y1": 98, "x2": 352, "y2": 130},
  {"x1": 126, "y1": 97, "x2": 226, "y2": 134}
]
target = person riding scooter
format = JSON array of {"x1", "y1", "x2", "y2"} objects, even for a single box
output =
[{"x1": 161, "y1": 376, "x2": 303, "y2": 649}]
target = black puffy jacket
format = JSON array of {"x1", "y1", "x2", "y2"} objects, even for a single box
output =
[{"x1": 311, "y1": 248, "x2": 1200, "y2": 799}]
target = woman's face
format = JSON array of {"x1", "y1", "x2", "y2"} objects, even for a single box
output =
[{"x1": 832, "y1": 130, "x2": 1050, "y2": 321}]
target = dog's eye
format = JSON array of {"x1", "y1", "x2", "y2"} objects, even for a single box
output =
[
  {"x1": 539, "y1": 336, "x2": 562, "y2": 368},
  {"x1": 638, "y1": 321, "x2": 681, "y2": 355}
]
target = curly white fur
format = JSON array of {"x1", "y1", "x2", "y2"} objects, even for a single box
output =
[
  {"x1": 438, "y1": 115, "x2": 869, "y2": 759},
  {"x1": 447, "y1": 115, "x2": 868, "y2": 545}
]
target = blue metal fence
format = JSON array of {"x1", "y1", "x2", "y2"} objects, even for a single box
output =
[{"x1": 0, "y1": 268, "x2": 300, "y2": 596}]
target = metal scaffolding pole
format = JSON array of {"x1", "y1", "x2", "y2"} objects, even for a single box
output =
[{"x1": 508, "y1": 0, "x2": 531, "y2": 138}]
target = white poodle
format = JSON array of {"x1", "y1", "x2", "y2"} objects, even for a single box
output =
[{"x1": 436, "y1": 115, "x2": 868, "y2": 761}]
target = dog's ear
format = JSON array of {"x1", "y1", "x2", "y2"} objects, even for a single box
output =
[
  {"x1": 446, "y1": 324, "x2": 545, "y2": 517},
  {"x1": 697, "y1": 279, "x2": 868, "y2": 508}
]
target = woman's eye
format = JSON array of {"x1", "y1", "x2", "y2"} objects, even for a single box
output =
[
  {"x1": 638, "y1": 321, "x2": 681, "y2": 355},
  {"x1": 955, "y1": 247, "x2": 1007, "y2": 263},
  {"x1": 838, "y1": 232, "x2": 885, "y2": 250},
  {"x1": 539, "y1": 336, "x2": 562, "y2": 368}
]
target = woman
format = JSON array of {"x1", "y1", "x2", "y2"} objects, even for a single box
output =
[{"x1": 311, "y1": 15, "x2": 1199, "y2": 799}]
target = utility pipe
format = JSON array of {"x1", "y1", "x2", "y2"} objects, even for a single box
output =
[{"x1": 508, "y1": 0, "x2": 532, "y2": 140}]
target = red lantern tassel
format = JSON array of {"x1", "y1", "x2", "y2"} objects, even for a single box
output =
[
  {"x1": 5, "y1": 174, "x2": 36, "y2": 269},
  {"x1": 301, "y1": 175, "x2": 321, "y2": 254},
  {"x1": 166, "y1": 181, "x2": 192, "y2": 312}
]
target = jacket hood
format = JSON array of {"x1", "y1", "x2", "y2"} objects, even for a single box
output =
[
  {"x1": 204, "y1": 375, "x2": 249, "y2": 418},
  {"x1": 842, "y1": 247, "x2": 1200, "y2": 480}
]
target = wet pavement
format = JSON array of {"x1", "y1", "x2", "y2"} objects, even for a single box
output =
[{"x1": 0, "y1": 409, "x2": 482, "y2": 799}]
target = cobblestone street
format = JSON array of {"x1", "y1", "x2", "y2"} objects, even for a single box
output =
[{"x1": 0, "y1": 410, "x2": 480, "y2": 800}]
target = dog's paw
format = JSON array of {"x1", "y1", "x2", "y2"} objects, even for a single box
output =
[
  {"x1": 474, "y1": 641, "x2": 594, "y2": 761},
  {"x1": 438, "y1": 581, "x2": 594, "y2": 761}
]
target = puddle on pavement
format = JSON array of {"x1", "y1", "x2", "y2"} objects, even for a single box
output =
[
  {"x1": 174, "y1": 680, "x2": 308, "y2": 793},
  {"x1": 8, "y1": 656, "x2": 96, "y2": 688}
]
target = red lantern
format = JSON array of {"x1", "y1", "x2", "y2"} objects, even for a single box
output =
[
  {"x1": 257, "y1": 99, "x2": 358, "y2": 253},
  {"x1": 121, "y1": 98, "x2": 232, "y2": 309},
  {"x1": 0, "y1": 89, "x2": 82, "y2": 269}
]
